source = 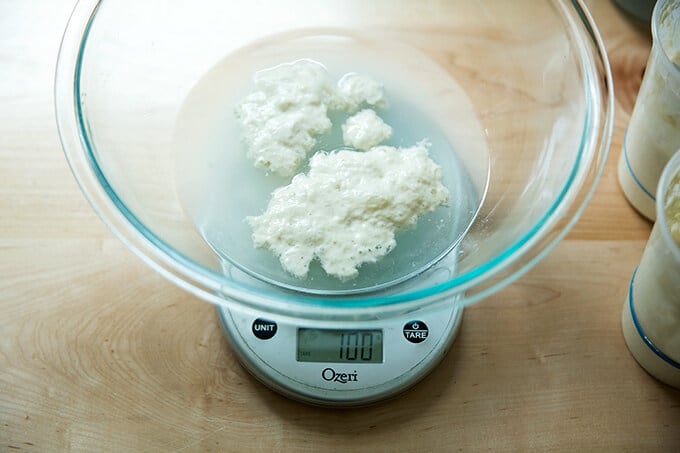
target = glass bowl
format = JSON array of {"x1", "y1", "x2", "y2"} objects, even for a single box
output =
[{"x1": 56, "y1": 0, "x2": 613, "y2": 325}]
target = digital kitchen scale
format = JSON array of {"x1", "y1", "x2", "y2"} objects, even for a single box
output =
[{"x1": 217, "y1": 304, "x2": 463, "y2": 407}]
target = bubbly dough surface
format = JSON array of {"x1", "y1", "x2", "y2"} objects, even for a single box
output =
[
  {"x1": 342, "y1": 109, "x2": 393, "y2": 151},
  {"x1": 235, "y1": 61, "x2": 387, "y2": 176},
  {"x1": 247, "y1": 142, "x2": 449, "y2": 280}
]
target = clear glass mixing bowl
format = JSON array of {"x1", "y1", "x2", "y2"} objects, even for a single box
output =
[{"x1": 55, "y1": 0, "x2": 613, "y2": 325}]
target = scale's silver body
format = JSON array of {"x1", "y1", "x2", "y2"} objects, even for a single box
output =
[{"x1": 217, "y1": 305, "x2": 463, "y2": 407}]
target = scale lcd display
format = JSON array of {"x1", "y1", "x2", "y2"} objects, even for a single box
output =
[{"x1": 297, "y1": 328, "x2": 383, "y2": 363}]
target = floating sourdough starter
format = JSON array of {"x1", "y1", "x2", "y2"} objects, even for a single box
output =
[
  {"x1": 236, "y1": 59, "x2": 447, "y2": 280},
  {"x1": 248, "y1": 143, "x2": 449, "y2": 280},
  {"x1": 174, "y1": 31, "x2": 489, "y2": 293},
  {"x1": 234, "y1": 60, "x2": 389, "y2": 177}
]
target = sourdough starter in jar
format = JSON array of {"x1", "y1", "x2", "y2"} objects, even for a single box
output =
[
  {"x1": 618, "y1": 0, "x2": 680, "y2": 220},
  {"x1": 622, "y1": 151, "x2": 680, "y2": 388}
]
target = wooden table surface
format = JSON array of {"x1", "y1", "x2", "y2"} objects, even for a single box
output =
[{"x1": 2, "y1": 1, "x2": 679, "y2": 451}]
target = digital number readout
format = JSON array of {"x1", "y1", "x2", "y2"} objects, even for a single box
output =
[{"x1": 297, "y1": 328, "x2": 383, "y2": 363}]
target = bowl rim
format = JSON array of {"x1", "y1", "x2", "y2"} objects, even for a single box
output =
[{"x1": 55, "y1": 0, "x2": 615, "y2": 323}]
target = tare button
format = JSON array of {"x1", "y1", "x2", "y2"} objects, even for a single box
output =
[
  {"x1": 403, "y1": 320, "x2": 429, "y2": 343},
  {"x1": 252, "y1": 318, "x2": 277, "y2": 340}
]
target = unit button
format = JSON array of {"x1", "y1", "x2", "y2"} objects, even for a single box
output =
[
  {"x1": 252, "y1": 318, "x2": 277, "y2": 340},
  {"x1": 403, "y1": 320, "x2": 429, "y2": 343}
]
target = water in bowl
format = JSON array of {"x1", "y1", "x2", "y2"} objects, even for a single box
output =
[{"x1": 173, "y1": 30, "x2": 489, "y2": 294}]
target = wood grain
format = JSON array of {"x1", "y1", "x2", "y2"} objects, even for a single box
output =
[
  {"x1": 568, "y1": 0, "x2": 654, "y2": 242},
  {"x1": 1, "y1": 1, "x2": 679, "y2": 452}
]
